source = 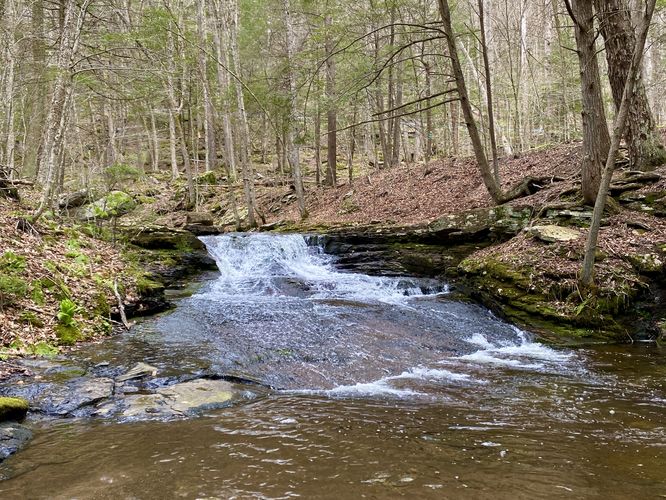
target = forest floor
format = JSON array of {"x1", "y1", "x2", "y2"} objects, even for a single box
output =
[{"x1": 0, "y1": 190, "x2": 148, "y2": 371}]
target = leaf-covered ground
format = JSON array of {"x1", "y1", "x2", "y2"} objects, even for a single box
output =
[{"x1": 0, "y1": 194, "x2": 140, "y2": 355}]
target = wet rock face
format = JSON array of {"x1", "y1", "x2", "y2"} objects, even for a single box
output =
[
  {"x1": 4, "y1": 377, "x2": 114, "y2": 417},
  {"x1": 0, "y1": 423, "x2": 32, "y2": 461}
]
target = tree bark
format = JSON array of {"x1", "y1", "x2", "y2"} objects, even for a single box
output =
[
  {"x1": 437, "y1": 0, "x2": 504, "y2": 204},
  {"x1": 569, "y1": 0, "x2": 611, "y2": 204},
  {"x1": 325, "y1": 13, "x2": 337, "y2": 187},
  {"x1": 593, "y1": 0, "x2": 666, "y2": 170},
  {"x1": 282, "y1": 0, "x2": 307, "y2": 218}
]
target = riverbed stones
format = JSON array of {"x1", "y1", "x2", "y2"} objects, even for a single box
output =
[
  {"x1": 527, "y1": 225, "x2": 582, "y2": 243},
  {"x1": 0, "y1": 422, "x2": 32, "y2": 461}
]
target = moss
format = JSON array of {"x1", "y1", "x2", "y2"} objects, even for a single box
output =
[
  {"x1": 0, "y1": 274, "x2": 28, "y2": 306},
  {"x1": 30, "y1": 280, "x2": 46, "y2": 306},
  {"x1": 29, "y1": 342, "x2": 59, "y2": 357},
  {"x1": 459, "y1": 256, "x2": 628, "y2": 342},
  {"x1": 92, "y1": 292, "x2": 111, "y2": 317},
  {"x1": 55, "y1": 324, "x2": 83, "y2": 346},
  {"x1": 136, "y1": 276, "x2": 164, "y2": 295},
  {"x1": 0, "y1": 397, "x2": 29, "y2": 422}
]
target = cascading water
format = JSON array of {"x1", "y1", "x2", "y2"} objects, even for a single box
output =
[
  {"x1": 199, "y1": 233, "x2": 443, "y2": 302},
  {"x1": 184, "y1": 233, "x2": 578, "y2": 394}
]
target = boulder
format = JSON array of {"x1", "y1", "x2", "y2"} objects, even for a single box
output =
[
  {"x1": 79, "y1": 191, "x2": 136, "y2": 220},
  {"x1": 527, "y1": 225, "x2": 582, "y2": 243},
  {"x1": 0, "y1": 397, "x2": 28, "y2": 422},
  {"x1": 0, "y1": 422, "x2": 32, "y2": 461},
  {"x1": 128, "y1": 226, "x2": 205, "y2": 251},
  {"x1": 427, "y1": 205, "x2": 532, "y2": 241},
  {"x1": 186, "y1": 212, "x2": 214, "y2": 226},
  {"x1": 58, "y1": 190, "x2": 92, "y2": 210},
  {"x1": 117, "y1": 362, "x2": 158, "y2": 382}
]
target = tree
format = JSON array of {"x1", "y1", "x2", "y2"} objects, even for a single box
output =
[
  {"x1": 581, "y1": 0, "x2": 657, "y2": 286},
  {"x1": 593, "y1": 0, "x2": 666, "y2": 170},
  {"x1": 566, "y1": 0, "x2": 611, "y2": 204}
]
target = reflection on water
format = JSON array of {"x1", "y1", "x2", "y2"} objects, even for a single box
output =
[{"x1": 0, "y1": 234, "x2": 664, "y2": 498}]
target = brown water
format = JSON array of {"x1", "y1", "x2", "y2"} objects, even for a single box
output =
[{"x1": 1, "y1": 235, "x2": 664, "y2": 499}]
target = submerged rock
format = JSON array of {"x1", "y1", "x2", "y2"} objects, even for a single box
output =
[
  {"x1": 0, "y1": 422, "x2": 32, "y2": 461},
  {"x1": 8, "y1": 377, "x2": 114, "y2": 416},
  {"x1": 117, "y1": 362, "x2": 158, "y2": 382},
  {"x1": 120, "y1": 379, "x2": 243, "y2": 420}
]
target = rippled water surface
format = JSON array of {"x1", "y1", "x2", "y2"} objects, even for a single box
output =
[{"x1": 1, "y1": 234, "x2": 664, "y2": 499}]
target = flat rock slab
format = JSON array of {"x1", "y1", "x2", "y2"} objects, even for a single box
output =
[
  {"x1": 7, "y1": 377, "x2": 114, "y2": 416},
  {"x1": 527, "y1": 225, "x2": 582, "y2": 243},
  {"x1": 120, "y1": 379, "x2": 242, "y2": 420},
  {"x1": 0, "y1": 422, "x2": 32, "y2": 461}
]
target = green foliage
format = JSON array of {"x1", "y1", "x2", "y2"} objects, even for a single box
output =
[
  {"x1": 0, "y1": 251, "x2": 27, "y2": 273},
  {"x1": 0, "y1": 275, "x2": 28, "y2": 306},
  {"x1": 55, "y1": 324, "x2": 83, "y2": 346},
  {"x1": 57, "y1": 299, "x2": 80, "y2": 327}
]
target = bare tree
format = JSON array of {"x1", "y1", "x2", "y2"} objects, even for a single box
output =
[{"x1": 581, "y1": 0, "x2": 656, "y2": 286}]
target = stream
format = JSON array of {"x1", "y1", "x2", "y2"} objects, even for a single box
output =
[{"x1": 1, "y1": 233, "x2": 665, "y2": 498}]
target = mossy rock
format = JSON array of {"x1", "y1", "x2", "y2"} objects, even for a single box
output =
[
  {"x1": 0, "y1": 397, "x2": 29, "y2": 422},
  {"x1": 127, "y1": 227, "x2": 205, "y2": 251},
  {"x1": 80, "y1": 191, "x2": 137, "y2": 220},
  {"x1": 627, "y1": 253, "x2": 664, "y2": 275},
  {"x1": 55, "y1": 324, "x2": 83, "y2": 346},
  {"x1": 458, "y1": 256, "x2": 627, "y2": 342}
]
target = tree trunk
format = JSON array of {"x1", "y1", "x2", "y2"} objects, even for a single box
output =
[
  {"x1": 226, "y1": 0, "x2": 258, "y2": 227},
  {"x1": 35, "y1": 0, "x2": 89, "y2": 219},
  {"x1": 581, "y1": 0, "x2": 656, "y2": 285},
  {"x1": 437, "y1": 0, "x2": 504, "y2": 204},
  {"x1": 593, "y1": 0, "x2": 666, "y2": 170},
  {"x1": 196, "y1": 0, "x2": 217, "y2": 173},
  {"x1": 282, "y1": 0, "x2": 307, "y2": 218},
  {"x1": 325, "y1": 14, "x2": 337, "y2": 187},
  {"x1": 569, "y1": 0, "x2": 611, "y2": 204}
]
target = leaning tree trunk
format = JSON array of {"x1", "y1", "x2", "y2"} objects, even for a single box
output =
[
  {"x1": 593, "y1": 0, "x2": 666, "y2": 170},
  {"x1": 569, "y1": 0, "x2": 611, "y2": 204},
  {"x1": 437, "y1": 0, "x2": 504, "y2": 204}
]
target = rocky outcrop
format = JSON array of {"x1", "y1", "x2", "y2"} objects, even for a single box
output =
[
  {"x1": 117, "y1": 379, "x2": 243, "y2": 420},
  {"x1": 526, "y1": 225, "x2": 582, "y2": 243}
]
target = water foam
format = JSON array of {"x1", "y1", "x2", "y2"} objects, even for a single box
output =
[{"x1": 199, "y1": 234, "x2": 444, "y2": 303}]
